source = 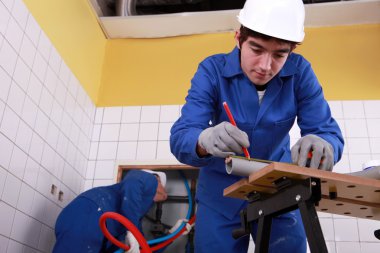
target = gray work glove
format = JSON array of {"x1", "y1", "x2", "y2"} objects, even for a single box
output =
[
  {"x1": 291, "y1": 134, "x2": 334, "y2": 171},
  {"x1": 124, "y1": 231, "x2": 139, "y2": 253},
  {"x1": 198, "y1": 121, "x2": 250, "y2": 158}
]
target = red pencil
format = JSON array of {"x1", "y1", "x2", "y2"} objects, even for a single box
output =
[{"x1": 222, "y1": 102, "x2": 250, "y2": 159}]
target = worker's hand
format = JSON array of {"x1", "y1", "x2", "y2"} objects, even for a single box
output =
[
  {"x1": 125, "y1": 231, "x2": 139, "y2": 253},
  {"x1": 291, "y1": 134, "x2": 334, "y2": 171},
  {"x1": 168, "y1": 219, "x2": 194, "y2": 235},
  {"x1": 197, "y1": 122, "x2": 250, "y2": 158}
]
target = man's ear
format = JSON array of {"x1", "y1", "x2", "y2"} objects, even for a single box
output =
[{"x1": 234, "y1": 30, "x2": 241, "y2": 49}]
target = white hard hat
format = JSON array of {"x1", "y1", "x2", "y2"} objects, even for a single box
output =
[
  {"x1": 142, "y1": 169, "x2": 167, "y2": 187},
  {"x1": 237, "y1": 0, "x2": 305, "y2": 43}
]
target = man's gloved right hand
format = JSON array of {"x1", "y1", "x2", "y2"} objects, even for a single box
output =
[
  {"x1": 124, "y1": 231, "x2": 139, "y2": 253},
  {"x1": 198, "y1": 121, "x2": 250, "y2": 158}
]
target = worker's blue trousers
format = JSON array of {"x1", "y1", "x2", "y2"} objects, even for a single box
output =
[{"x1": 194, "y1": 202, "x2": 307, "y2": 253}]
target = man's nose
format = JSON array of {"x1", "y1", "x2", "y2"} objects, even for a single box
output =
[{"x1": 259, "y1": 53, "x2": 272, "y2": 71}]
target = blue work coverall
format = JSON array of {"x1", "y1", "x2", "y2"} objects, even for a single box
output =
[
  {"x1": 170, "y1": 47, "x2": 344, "y2": 253},
  {"x1": 53, "y1": 170, "x2": 157, "y2": 253}
]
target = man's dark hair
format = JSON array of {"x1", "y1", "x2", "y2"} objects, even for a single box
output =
[{"x1": 238, "y1": 25, "x2": 300, "y2": 48}]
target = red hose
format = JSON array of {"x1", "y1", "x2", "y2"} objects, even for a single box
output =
[
  {"x1": 99, "y1": 212, "x2": 152, "y2": 253},
  {"x1": 99, "y1": 211, "x2": 196, "y2": 252}
]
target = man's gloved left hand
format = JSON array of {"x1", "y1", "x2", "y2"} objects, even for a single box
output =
[
  {"x1": 124, "y1": 231, "x2": 139, "y2": 253},
  {"x1": 291, "y1": 134, "x2": 334, "y2": 171}
]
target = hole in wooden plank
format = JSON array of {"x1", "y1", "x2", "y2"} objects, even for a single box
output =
[
  {"x1": 360, "y1": 207, "x2": 368, "y2": 210},
  {"x1": 366, "y1": 216, "x2": 373, "y2": 218},
  {"x1": 321, "y1": 180, "x2": 327, "y2": 183},
  {"x1": 355, "y1": 196, "x2": 363, "y2": 198},
  {"x1": 375, "y1": 190, "x2": 380, "y2": 192},
  {"x1": 347, "y1": 185, "x2": 356, "y2": 188},
  {"x1": 336, "y1": 203, "x2": 344, "y2": 206},
  {"x1": 321, "y1": 208, "x2": 328, "y2": 211},
  {"x1": 344, "y1": 212, "x2": 351, "y2": 215}
]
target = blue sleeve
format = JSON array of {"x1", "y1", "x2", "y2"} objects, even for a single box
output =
[
  {"x1": 294, "y1": 58, "x2": 344, "y2": 163},
  {"x1": 170, "y1": 59, "x2": 219, "y2": 167}
]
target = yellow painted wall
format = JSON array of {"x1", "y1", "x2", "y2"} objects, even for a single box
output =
[
  {"x1": 23, "y1": 0, "x2": 107, "y2": 103},
  {"x1": 98, "y1": 24, "x2": 380, "y2": 106}
]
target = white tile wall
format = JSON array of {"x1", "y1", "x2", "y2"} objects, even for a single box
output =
[
  {"x1": 0, "y1": 1, "x2": 379, "y2": 252},
  {"x1": 0, "y1": 0, "x2": 95, "y2": 252}
]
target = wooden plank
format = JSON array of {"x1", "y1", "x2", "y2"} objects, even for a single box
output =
[{"x1": 224, "y1": 162, "x2": 380, "y2": 220}]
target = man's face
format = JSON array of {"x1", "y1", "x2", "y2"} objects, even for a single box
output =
[{"x1": 235, "y1": 31, "x2": 293, "y2": 86}]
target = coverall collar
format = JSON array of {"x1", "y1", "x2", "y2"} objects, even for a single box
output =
[{"x1": 222, "y1": 47, "x2": 298, "y2": 79}]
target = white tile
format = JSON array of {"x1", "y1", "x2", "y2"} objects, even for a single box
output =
[
  {"x1": 0, "y1": 2, "x2": 11, "y2": 35},
  {"x1": 21, "y1": 96, "x2": 37, "y2": 128},
  {"x1": 0, "y1": 100, "x2": 4, "y2": 121},
  {"x1": 76, "y1": 85, "x2": 87, "y2": 109},
  {"x1": 91, "y1": 124, "x2": 101, "y2": 141},
  {"x1": 48, "y1": 46, "x2": 61, "y2": 75},
  {"x1": 39, "y1": 88, "x2": 53, "y2": 117},
  {"x1": 44, "y1": 66, "x2": 58, "y2": 95},
  {"x1": 63, "y1": 93, "x2": 75, "y2": 117},
  {"x1": 93, "y1": 179, "x2": 113, "y2": 187},
  {"x1": 342, "y1": 101, "x2": 365, "y2": 119},
  {"x1": 0, "y1": 132, "x2": 13, "y2": 169},
  {"x1": 140, "y1": 106, "x2": 160, "y2": 122},
  {"x1": 0, "y1": 39, "x2": 17, "y2": 76},
  {"x1": 334, "y1": 218, "x2": 359, "y2": 242},
  {"x1": 357, "y1": 219, "x2": 380, "y2": 242},
  {"x1": 349, "y1": 154, "x2": 372, "y2": 172},
  {"x1": 58, "y1": 61, "x2": 70, "y2": 85},
  {"x1": 50, "y1": 100, "x2": 63, "y2": 127},
  {"x1": 60, "y1": 112, "x2": 72, "y2": 137},
  {"x1": 97, "y1": 142, "x2": 118, "y2": 160},
  {"x1": 121, "y1": 106, "x2": 141, "y2": 123},
  {"x1": 335, "y1": 242, "x2": 360, "y2": 253},
  {"x1": 320, "y1": 218, "x2": 335, "y2": 241},
  {"x1": 369, "y1": 138, "x2": 380, "y2": 154},
  {"x1": 51, "y1": 153, "x2": 64, "y2": 180},
  {"x1": 0, "y1": 166, "x2": 6, "y2": 197},
  {"x1": 8, "y1": 145, "x2": 27, "y2": 179},
  {"x1": 325, "y1": 241, "x2": 336, "y2": 253},
  {"x1": 0, "y1": 234, "x2": 9, "y2": 252},
  {"x1": 0, "y1": 106, "x2": 20, "y2": 141},
  {"x1": 116, "y1": 142, "x2": 137, "y2": 160},
  {"x1": 32, "y1": 52, "x2": 47, "y2": 83},
  {"x1": 136, "y1": 141, "x2": 157, "y2": 160},
  {"x1": 0, "y1": 201, "x2": 15, "y2": 236},
  {"x1": 367, "y1": 119, "x2": 380, "y2": 138},
  {"x1": 95, "y1": 107, "x2": 104, "y2": 124},
  {"x1": 19, "y1": 35, "x2": 36, "y2": 69},
  {"x1": 5, "y1": 16, "x2": 23, "y2": 51},
  {"x1": 65, "y1": 142, "x2": 76, "y2": 167},
  {"x1": 94, "y1": 160, "x2": 115, "y2": 180},
  {"x1": 34, "y1": 110, "x2": 49, "y2": 139},
  {"x1": 23, "y1": 156, "x2": 39, "y2": 188},
  {"x1": 54, "y1": 79, "x2": 67, "y2": 107},
  {"x1": 159, "y1": 105, "x2": 180, "y2": 122},
  {"x1": 335, "y1": 118, "x2": 346, "y2": 138},
  {"x1": 2, "y1": 172, "x2": 21, "y2": 207},
  {"x1": 6, "y1": 240, "x2": 23, "y2": 253},
  {"x1": 103, "y1": 107, "x2": 122, "y2": 123},
  {"x1": 7, "y1": 81, "x2": 25, "y2": 115},
  {"x1": 16, "y1": 182, "x2": 34, "y2": 214},
  {"x1": 37, "y1": 31, "x2": 51, "y2": 62},
  {"x1": 346, "y1": 138, "x2": 371, "y2": 154},
  {"x1": 45, "y1": 121, "x2": 59, "y2": 149},
  {"x1": 11, "y1": 0, "x2": 28, "y2": 29},
  {"x1": 0, "y1": 66, "x2": 11, "y2": 102},
  {"x1": 119, "y1": 123, "x2": 139, "y2": 141},
  {"x1": 158, "y1": 122, "x2": 173, "y2": 141},
  {"x1": 344, "y1": 119, "x2": 368, "y2": 138},
  {"x1": 99, "y1": 124, "x2": 120, "y2": 141},
  {"x1": 40, "y1": 144, "x2": 55, "y2": 172},
  {"x1": 28, "y1": 133, "x2": 44, "y2": 164},
  {"x1": 24, "y1": 14, "x2": 40, "y2": 47},
  {"x1": 10, "y1": 210, "x2": 40, "y2": 247},
  {"x1": 13, "y1": 58, "x2": 31, "y2": 93},
  {"x1": 15, "y1": 120, "x2": 32, "y2": 153},
  {"x1": 56, "y1": 133, "x2": 69, "y2": 158},
  {"x1": 363, "y1": 100, "x2": 380, "y2": 118},
  {"x1": 138, "y1": 123, "x2": 159, "y2": 141},
  {"x1": 38, "y1": 224, "x2": 54, "y2": 253},
  {"x1": 26, "y1": 73, "x2": 42, "y2": 105},
  {"x1": 2, "y1": 0, "x2": 14, "y2": 12},
  {"x1": 73, "y1": 106, "x2": 84, "y2": 127},
  {"x1": 333, "y1": 154, "x2": 350, "y2": 174},
  {"x1": 360, "y1": 242, "x2": 380, "y2": 253},
  {"x1": 157, "y1": 141, "x2": 176, "y2": 160},
  {"x1": 67, "y1": 74, "x2": 79, "y2": 99},
  {"x1": 36, "y1": 167, "x2": 53, "y2": 199},
  {"x1": 29, "y1": 191, "x2": 46, "y2": 221},
  {"x1": 83, "y1": 180, "x2": 93, "y2": 191},
  {"x1": 328, "y1": 101, "x2": 344, "y2": 119},
  {"x1": 86, "y1": 160, "x2": 95, "y2": 179}
]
